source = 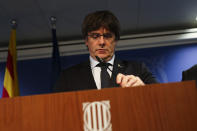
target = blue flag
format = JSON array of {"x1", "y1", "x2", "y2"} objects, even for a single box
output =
[{"x1": 51, "y1": 28, "x2": 61, "y2": 91}]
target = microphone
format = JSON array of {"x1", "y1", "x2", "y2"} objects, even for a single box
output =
[
  {"x1": 95, "y1": 56, "x2": 112, "y2": 72},
  {"x1": 95, "y1": 56, "x2": 105, "y2": 63}
]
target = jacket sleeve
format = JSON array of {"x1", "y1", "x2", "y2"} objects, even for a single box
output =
[
  {"x1": 140, "y1": 62, "x2": 158, "y2": 84},
  {"x1": 53, "y1": 70, "x2": 69, "y2": 93}
]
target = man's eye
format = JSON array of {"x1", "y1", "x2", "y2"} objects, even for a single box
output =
[
  {"x1": 103, "y1": 33, "x2": 113, "y2": 38},
  {"x1": 89, "y1": 34, "x2": 99, "y2": 39},
  {"x1": 88, "y1": 33, "x2": 113, "y2": 39},
  {"x1": 92, "y1": 34, "x2": 100, "y2": 38}
]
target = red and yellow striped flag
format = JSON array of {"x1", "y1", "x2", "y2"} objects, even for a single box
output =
[{"x1": 2, "y1": 29, "x2": 19, "y2": 97}]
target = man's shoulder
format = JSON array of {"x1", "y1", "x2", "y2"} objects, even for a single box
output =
[
  {"x1": 189, "y1": 64, "x2": 197, "y2": 71},
  {"x1": 182, "y1": 64, "x2": 197, "y2": 81},
  {"x1": 116, "y1": 59, "x2": 143, "y2": 67},
  {"x1": 61, "y1": 60, "x2": 89, "y2": 73},
  {"x1": 184, "y1": 64, "x2": 197, "y2": 74}
]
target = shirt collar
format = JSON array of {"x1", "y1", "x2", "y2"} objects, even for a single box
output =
[{"x1": 90, "y1": 55, "x2": 115, "y2": 68}]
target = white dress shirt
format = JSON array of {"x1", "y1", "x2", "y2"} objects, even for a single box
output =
[{"x1": 90, "y1": 55, "x2": 115, "y2": 90}]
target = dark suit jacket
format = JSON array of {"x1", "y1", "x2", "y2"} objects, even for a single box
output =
[
  {"x1": 53, "y1": 59, "x2": 158, "y2": 92},
  {"x1": 182, "y1": 64, "x2": 197, "y2": 84}
]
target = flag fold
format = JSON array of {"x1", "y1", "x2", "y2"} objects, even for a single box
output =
[{"x1": 2, "y1": 29, "x2": 19, "y2": 98}]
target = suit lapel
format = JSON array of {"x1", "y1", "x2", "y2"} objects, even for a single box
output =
[
  {"x1": 81, "y1": 60, "x2": 97, "y2": 90},
  {"x1": 110, "y1": 59, "x2": 125, "y2": 87}
]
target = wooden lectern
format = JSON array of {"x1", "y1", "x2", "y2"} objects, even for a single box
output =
[{"x1": 0, "y1": 81, "x2": 197, "y2": 131}]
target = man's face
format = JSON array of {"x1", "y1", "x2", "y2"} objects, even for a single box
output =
[{"x1": 85, "y1": 27, "x2": 116, "y2": 62}]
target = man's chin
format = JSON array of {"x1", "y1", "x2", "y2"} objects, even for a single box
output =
[
  {"x1": 97, "y1": 55, "x2": 111, "y2": 61},
  {"x1": 97, "y1": 54, "x2": 107, "y2": 59}
]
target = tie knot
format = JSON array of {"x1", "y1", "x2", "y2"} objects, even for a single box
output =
[{"x1": 96, "y1": 62, "x2": 111, "y2": 68}]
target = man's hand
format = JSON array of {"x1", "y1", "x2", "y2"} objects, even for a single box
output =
[{"x1": 116, "y1": 73, "x2": 145, "y2": 88}]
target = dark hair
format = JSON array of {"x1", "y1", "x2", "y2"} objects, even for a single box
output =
[{"x1": 82, "y1": 10, "x2": 120, "y2": 40}]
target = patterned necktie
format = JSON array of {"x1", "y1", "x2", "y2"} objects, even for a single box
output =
[{"x1": 97, "y1": 63, "x2": 111, "y2": 88}]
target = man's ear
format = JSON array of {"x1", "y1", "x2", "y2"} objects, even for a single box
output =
[
  {"x1": 114, "y1": 40, "x2": 117, "y2": 46},
  {"x1": 85, "y1": 38, "x2": 88, "y2": 46},
  {"x1": 85, "y1": 39, "x2": 89, "y2": 50}
]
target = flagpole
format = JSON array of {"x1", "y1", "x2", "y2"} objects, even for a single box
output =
[
  {"x1": 49, "y1": 16, "x2": 61, "y2": 92},
  {"x1": 50, "y1": 16, "x2": 57, "y2": 29},
  {"x1": 10, "y1": 19, "x2": 17, "y2": 29},
  {"x1": 2, "y1": 19, "x2": 19, "y2": 98}
]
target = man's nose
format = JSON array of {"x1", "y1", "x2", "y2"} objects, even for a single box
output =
[
  {"x1": 98, "y1": 36, "x2": 106, "y2": 47},
  {"x1": 98, "y1": 36, "x2": 105, "y2": 43}
]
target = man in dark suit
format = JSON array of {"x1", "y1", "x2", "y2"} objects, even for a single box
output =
[
  {"x1": 53, "y1": 10, "x2": 158, "y2": 93},
  {"x1": 182, "y1": 64, "x2": 197, "y2": 85}
]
